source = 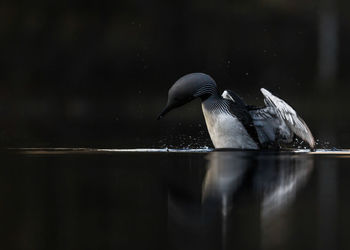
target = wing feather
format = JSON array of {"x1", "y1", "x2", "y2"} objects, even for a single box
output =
[{"x1": 260, "y1": 88, "x2": 315, "y2": 148}]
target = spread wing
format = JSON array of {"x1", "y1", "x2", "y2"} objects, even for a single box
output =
[
  {"x1": 249, "y1": 107, "x2": 288, "y2": 144},
  {"x1": 260, "y1": 88, "x2": 315, "y2": 148}
]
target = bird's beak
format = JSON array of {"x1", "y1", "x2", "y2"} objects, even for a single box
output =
[{"x1": 157, "y1": 104, "x2": 172, "y2": 120}]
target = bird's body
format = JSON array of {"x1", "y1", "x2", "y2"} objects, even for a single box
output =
[
  {"x1": 201, "y1": 96, "x2": 259, "y2": 149},
  {"x1": 158, "y1": 73, "x2": 315, "y2": 149}
]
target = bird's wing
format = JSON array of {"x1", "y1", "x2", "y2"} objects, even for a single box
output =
[
  {"x1": 223, "y1": 90, "x2": 286, "y2": 145},
  {"x1": 249, "y1": 107, "x2": 282, "y2": 144},
  {"x1": 260, "y1": 88, "x2": 315, "y2": 148}
]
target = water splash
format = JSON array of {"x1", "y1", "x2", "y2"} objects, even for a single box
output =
[{"x1": 8, "y1": 147, "x2": 350, "y2": 155}]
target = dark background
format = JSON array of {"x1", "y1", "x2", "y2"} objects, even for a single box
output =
[{"x1": 1, "y1": 0, "x2": 349, "y2": 148}]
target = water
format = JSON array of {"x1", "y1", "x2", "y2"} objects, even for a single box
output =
[{"x1": 1, "y1": 149, "x2": 350, "y2": 250}]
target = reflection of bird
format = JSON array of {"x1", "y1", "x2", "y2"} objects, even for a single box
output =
[
  {"x1": 158, "y1": 73, "x2": 314, "y2": 149},
  {"x1": 253, "y1": 156, "x2": 314, "y2": 218},
  {"x1": 202, "y1": 152, "x2": 314, "y2": 213},
  {"x1": 202, "y1": 152, "x2": 249, "y2": 216},
  {"x1": 202, "y1": 151, "x2": 314, "y2": 249}
]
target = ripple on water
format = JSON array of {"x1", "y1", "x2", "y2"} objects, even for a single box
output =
[{"x1": 7, "y1": 147, "x2": 350, "y2": 155}]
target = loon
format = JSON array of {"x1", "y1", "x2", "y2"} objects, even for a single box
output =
[{"x1": 157, "y1": 73, "x2": 315, "y2": 149}]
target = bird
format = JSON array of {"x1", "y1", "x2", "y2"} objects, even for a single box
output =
[{"x1": 157, "y1": 73, "x2": 315, "y2": 150}]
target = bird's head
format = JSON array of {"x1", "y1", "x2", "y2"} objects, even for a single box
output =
[{"x1": 157, "y1": 73, "x2": 218, "y2": 120}]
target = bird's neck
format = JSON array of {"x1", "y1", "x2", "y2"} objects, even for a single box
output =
[
  {"x1": 201, "y1": 94, "x2": 229, "y2": 114},
  {"x1": 194, "y1": 84, "x2": 220, "y2": 102}
]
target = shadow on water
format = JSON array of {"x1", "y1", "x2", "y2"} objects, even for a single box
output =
[{"x1": 1, "y1": 149, "x2": 349, "y2": 250}]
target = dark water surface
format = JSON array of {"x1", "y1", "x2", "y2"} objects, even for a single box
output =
[{"x1": 1, "y1": 149, "x2": 350, "y2": 250}]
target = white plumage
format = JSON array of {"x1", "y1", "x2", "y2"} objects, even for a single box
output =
[{"x1": 202, "y1": 103, "x2": 259, "y2": 149}]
